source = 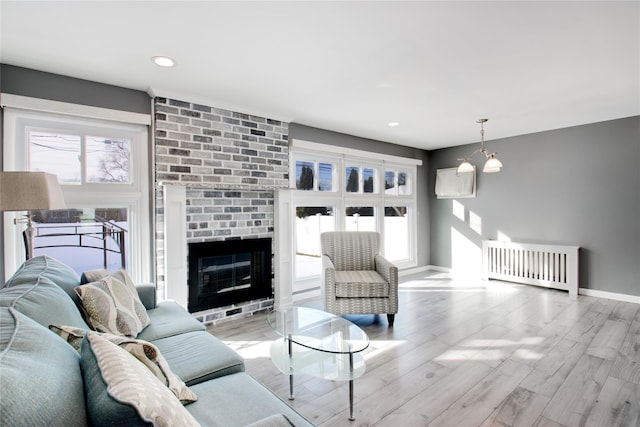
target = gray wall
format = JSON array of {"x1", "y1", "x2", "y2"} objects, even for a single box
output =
[
  {"x1": 0, "y1": 64, "x2": 151, "y2": 113},
  {"x1": 289, "y1": 123, "x2": 431, "y2": 267},
  {"x1": 428, "y1": 116, "x2": 640, "y2": 296}
]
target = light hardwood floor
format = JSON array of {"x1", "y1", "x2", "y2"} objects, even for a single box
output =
[{"x1": 207, "y1": 271, "x2": 640, "y2": 427}]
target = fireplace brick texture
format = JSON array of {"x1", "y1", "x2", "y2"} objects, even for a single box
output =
[{"x1": 154, "y1": 97, "x2": 289, "y2": 324}]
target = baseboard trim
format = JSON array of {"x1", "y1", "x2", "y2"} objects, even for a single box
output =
[
  {"x1": 292, "y1": 287, "x2": 320, "y2": 302},
  {"x1": 399, "y1": 265, "x2": 432, "y2": 277},
  {"x1": 426, "y1": 264, "x2": 640, "y2": 304},
  {"x1": 579, "y1": 288, "x2": 640, "y2": 304}
]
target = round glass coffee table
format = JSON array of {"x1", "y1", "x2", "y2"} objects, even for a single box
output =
[{"x1": 267, "y1": 306, "x2": 369, "y2": 421}]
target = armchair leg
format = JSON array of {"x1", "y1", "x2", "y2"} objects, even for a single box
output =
[{"x1": 387, "y1": 314, "x2": 395, "y2": 327}]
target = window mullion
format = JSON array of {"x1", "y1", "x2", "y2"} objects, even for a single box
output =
[{"x1": 81, "y1": 135, "x2": 87, "y2": 184}]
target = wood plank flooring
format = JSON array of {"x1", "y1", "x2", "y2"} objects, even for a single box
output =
[{"x1": 207, "y1": 271, "x2": 640, "y2": 427}]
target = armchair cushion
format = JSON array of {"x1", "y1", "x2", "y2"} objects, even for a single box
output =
[{"x1": 334, "y1": 271, "x2": 389, "y2": 297}]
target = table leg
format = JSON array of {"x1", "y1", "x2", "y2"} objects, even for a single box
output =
[
  {"x1": 349, "y1": 345, "x2": 355, "y2": 421},
  {"x1": 288, "y1": 334, "x2": 294, "y2": 400}
]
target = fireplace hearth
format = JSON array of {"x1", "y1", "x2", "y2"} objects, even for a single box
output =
[{"x1": 188, "y1": 238, "x2": 272, "y2": 313}]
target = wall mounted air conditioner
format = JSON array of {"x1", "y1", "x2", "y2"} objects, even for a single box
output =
[{"x1": 435, "y1": 167, "x2": 476, "y2": 199}]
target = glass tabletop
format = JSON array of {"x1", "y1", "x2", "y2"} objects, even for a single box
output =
[{"x1": 267, "y1": 306, "x2": 369, "y2": 354}]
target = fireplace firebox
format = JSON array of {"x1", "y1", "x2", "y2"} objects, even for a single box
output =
[{"x1": 188, "y1": 238, "x2": 272, "y2": 313}]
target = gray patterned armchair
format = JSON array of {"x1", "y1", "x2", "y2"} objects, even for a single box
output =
[{"x1": 320, "y1": 231, "x2": 399, "y2": 327}]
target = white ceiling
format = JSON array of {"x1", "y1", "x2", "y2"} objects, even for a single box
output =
[{"x1": 1, "y1": 1, "x2": 638, "y2": 150}]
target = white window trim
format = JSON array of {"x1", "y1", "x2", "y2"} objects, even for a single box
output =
[
  {"x1": 0, "y1": 93, "x2": 151, "y2": 126},
  {"x1": 2, "y1": 97, "x2": 151, "y2": 283},
  {"x1": 292, "y1": 138, "x2": 422, "y2": 167}
]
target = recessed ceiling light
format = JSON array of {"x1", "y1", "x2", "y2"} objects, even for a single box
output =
[
  {"x1": 152, "y1": 56, "x2": 176, "y2": 67},
  {"x1": 388, "y1": 122, "x2": 400, "y2": 127}
]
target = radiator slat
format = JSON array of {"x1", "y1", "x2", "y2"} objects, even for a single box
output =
[{"x1": 482, "y1": 241, "x2": 579, "y2": 296}]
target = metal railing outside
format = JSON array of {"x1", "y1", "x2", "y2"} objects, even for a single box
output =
[{"x1": 32, "y1": 216, "x2": 127, "y2": 269}]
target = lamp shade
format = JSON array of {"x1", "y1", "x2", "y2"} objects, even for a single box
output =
[
  {"x1": 483, "y1": 156, "x2": 503, "y2": 173},
  {"x1": 0, "y1": 171, "x2": 66, "y2": 211},
  {"x1": 457, "y1": 160, "x2": 475, "y2": 174}
]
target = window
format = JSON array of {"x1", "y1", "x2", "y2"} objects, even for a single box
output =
[
  {"x1": 363, "y1": 168, "x2": 375, "y2": 193},
  {"x1": 385, "y1": 168, "x2": 412, "y2": 195},
  {"x1": 295, "y1": 160, "x2": 335, "y2": 192},
  {"x1": 288, "y1": 140, "x2": 421, "y2": 295},
  {"x1": 345, "y1": 206, "x2": 376, "y2": 231},
  {"x1": 30, "y1": 131, "x2": 131, "y2": 184},
  {"x1": 295, "y1": 161, "x2": 314, "y2": 190},
  {"x1": 33, "y1": 208, "x2": 129, "y2": 272},
  {"x1": 345, "y1": 166, "x2": 360, "y2": 192},
  {"x1": 318, "y1": 163, "x2": 333, "y2": 191},
  {"x1": 385, "y1": 170, "x2": 395, "y2": 193},
  {"x1": 346, "y1": 165, "x2": 378, "y2": 194},
  {"x1": 3, "y1": 102, "x2": 151, "y2": 282},
  {"x1": 295, "y1": 206, "x2": 334, "y2": 280},
  {"x1": 384, "y1": 206, "x2": 409, "y2": 261}
]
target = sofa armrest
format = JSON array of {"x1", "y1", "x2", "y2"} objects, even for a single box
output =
[{"x1": 135, "y1": 283, "x2": 157, "y2": 310}]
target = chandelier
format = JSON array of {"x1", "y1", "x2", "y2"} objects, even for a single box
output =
[{"x1": 457, "y1": 119, "x2": 502, "y2": 174}]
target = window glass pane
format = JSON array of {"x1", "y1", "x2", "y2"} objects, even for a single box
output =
[
  {"x1": 29, "y1": 131, "x2": 81, "y2": 184},
  {"x1": 295, "y1": 206, "x2": 334, "y2": 278},
  {"x1": 318, "y1": 162, "x2": 333, "y2": 191},
  {"x1": 363, "y1": 168, "x2": 375, "y2": 193},
  {"x1": 384, "y1": 206, "x2": 409, "y2": 261},
  {"x1": 345, "y1": 166, "x2": 360, "y2": 192},
  {"x1": 345, "y1": 206, "x2": 375, "y2": 231},
  {"x1": 86, "y1": 137, "x2": 130, "y2": 183},
  {"x1": 32, "y1": 207, "x2": 128, "y2": 275},
  {"x1": 398, "y1": 172, "x2": 410, "y2": 195},
  {"x1": 296, "y1": 161, "x2": 315, "y2": 190},
  {"x1": 384, "y1": 170, "x2": 395, "y2": 194}
]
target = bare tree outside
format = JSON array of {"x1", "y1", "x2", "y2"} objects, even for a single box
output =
[{"x1": 88, "y1": 138, "x2": 130, "y2": 183}]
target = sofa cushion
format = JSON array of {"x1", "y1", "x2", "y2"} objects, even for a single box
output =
[
  {"x1": 0, "y1": 277, "x2": 90, "y2": 330},
  {"x1": 136, "y1": 301, "x2": 205, "y2": 341},
  {"x1": 81, "y1": 332, "x2": 200, "y2": 427},
  {"x1": 334, "y1": 270, "x2": 389, "y2": 297},
  {"x1": 50, "y1": 325, "x2": 197, "y2": 404},
  {"x1": 153, "y1": 330, "x2": 245, "y2": 385},
  {"x1": 186, "y1": 372, "x2": 313, "y2": 427},
  {"x1": 76, "y1": 275, "x2": 150, "y2": 337},
  {"x1": 245, "y1": 414, "x2": 295, "y2": 427},
  {"x1": 0, "y1": 307, "x2": 87, "y2": 426},
  {"x1": 3, "y1": 255, "x2": 83, "y2": 308}
]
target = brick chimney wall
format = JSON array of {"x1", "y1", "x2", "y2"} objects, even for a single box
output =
[{"x1": 153, "y1": 97, "x2": 289, "y2": 324}]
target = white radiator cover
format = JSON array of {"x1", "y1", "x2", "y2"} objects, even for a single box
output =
[{"x1": 482, "y1": 240, "x2": 579, "y2": 296}]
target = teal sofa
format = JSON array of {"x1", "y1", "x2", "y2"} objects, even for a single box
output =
[{"x1": 0, "y1": 256, "x2": 313, "y2": 427}]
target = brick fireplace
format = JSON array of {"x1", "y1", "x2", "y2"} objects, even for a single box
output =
[{"x1": 154, "y1": 97, "x2": 289, "y2": 325}]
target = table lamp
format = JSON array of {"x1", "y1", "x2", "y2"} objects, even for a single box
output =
[{"x1": 0, "y1": 171, "x2": 66, "y2": 259}]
